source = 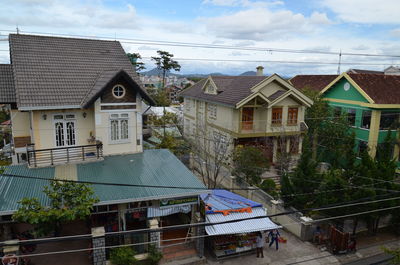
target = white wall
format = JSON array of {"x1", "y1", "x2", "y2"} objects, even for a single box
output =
[{"x1": 94, "y1": 97, "x2": 142, "y2": 156}]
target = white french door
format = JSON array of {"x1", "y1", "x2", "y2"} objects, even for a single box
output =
[{"x1": 54, "y1": 115, "x2": 76, "y2": 147}]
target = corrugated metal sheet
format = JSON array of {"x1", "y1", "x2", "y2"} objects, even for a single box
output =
[
  {"x1": 147, "y1": 204, "x2": 191, "y2": 218},
  {"x1": 201, "y1": 189, "x2": 262, "y2": 213},
  {"x1": 205, "y1": 207, "x2": 281, "y2": 236},
  {"x1": 77, "y1": 149, "x2": 207, "y2": 204},
  {"x1": 0, "y1": 149, "x2": 207, "y2": 215},
  {"x1": 0, "y1": 165, "x2": 54, "y2": 214}
]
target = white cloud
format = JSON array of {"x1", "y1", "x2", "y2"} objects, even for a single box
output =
[
  {"x1": 390, "y1": 28, "x2": 400, "y2": 38},
  {"x1": 310, "y1": 12, "x2": 332, "y2": 25},
  {"x1": 202, "y1": 7, "x2": 327, "y2": 40},
  {"x1": 202, "y1": 0, "x2": 243, "y2": 6},
  {"x1": 322, "y1": 0, "x2": 400, "y2": 24},
  {"x1": 0, "y1": 1, "x2": 139, "y2": 29},
  {"x1": 202, "y1": 0, "x2": 284, "y2": 7}
]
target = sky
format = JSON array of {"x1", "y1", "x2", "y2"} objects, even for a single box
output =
[{"x1": 0, "y1": 0, "x2": 399, "y2": 76}]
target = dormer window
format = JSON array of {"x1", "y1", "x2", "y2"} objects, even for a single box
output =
[
  {"x1": 204, "y1": 82, "x2": 217, "y2": 95},
  {"x1": 112, "y1": 85, "x2": 126, "y2": 99}
]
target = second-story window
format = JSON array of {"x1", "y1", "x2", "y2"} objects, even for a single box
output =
[
  {"x1": 287, "y1": 107, "x2": 298, "y2": 125},
  {"x1": 110, "y1": 113, "x2": 129, "y2": 143},
  {"x1": 272, "y1": 107, "x2": 283, "y2": 125},
  {"x1": 347, "y1": 108, "x2": 356, "y2": 126},
  {"x1": 54, "y1": 114, "x2": 76, "y2": 147},
  {"x1": 112, "y1": 85, "x2": 126, "y2": 99},
  {"x1": 208, "y1": 104, "x2": 217, "y2": 120}
]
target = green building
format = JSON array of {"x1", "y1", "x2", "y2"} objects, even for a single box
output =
[{"x1": 291, "y1": 72, "x2": 400, "y2": 171}]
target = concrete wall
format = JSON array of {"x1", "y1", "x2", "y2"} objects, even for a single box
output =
[
  {"x1": 31, "y1": 108, "x2": 95, "y2": 150},
  {"x1": 94, "y1": 97, "x2": 142, "y2": 156},
  {"x1": 10, "y1": 110, "x2": 30, "y2": 138}
]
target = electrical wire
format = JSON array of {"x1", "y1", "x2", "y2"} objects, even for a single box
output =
[
  {"x1": 0, "y1": 29, "x2": 400, "y2": 59},
  {"x1": 6, "y1": 204, "x2": 400, "y2": 259},
  {"x1": 2, "y1": 187, "x2": 400, "y2": 247}
]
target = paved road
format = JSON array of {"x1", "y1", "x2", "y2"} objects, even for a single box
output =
[{"x1": 342, "y1": 253, "x2": 393, "y2": 265}]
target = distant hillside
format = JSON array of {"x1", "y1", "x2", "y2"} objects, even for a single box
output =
[
  {"x1": 141, "y1": 68, "x2": 226, "y2": 78},
  {"x1": 239, "y1": 71, "x2": 257, "y2": 76}
]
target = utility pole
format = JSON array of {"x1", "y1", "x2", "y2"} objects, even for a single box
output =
[{"x1": 337, "y1": 49, "x2": 342, "y2": 74}]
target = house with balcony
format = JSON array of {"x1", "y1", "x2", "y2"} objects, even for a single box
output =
[
  {"x1": 180, "y1": 67, "x2": 313, "y2": 164},
  {"x1": 0, "y1": 34, "x2": 208, "y2": 263},
  {"x1": 290, "y1": 71, "x2": 400, "y2": 170}
]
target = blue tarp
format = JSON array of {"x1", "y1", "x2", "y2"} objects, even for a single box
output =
[{"x1": 200, "y1": 189, "x2": 262, "y2": 214}]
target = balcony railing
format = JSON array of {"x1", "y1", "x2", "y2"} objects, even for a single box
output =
[{"x1": 27, "y1": 143, "x2": 103, "y2": 168}]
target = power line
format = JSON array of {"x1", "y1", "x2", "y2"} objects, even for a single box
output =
[
  {"x1": 1, "y1": 29, "x2": 400, "y2": 59},
  {"x1": 6, "y1": 204, "x2": 400, "y2": 259},
  {"x1": 3, "y1": 194, "x2": 400, "y2": 248}
]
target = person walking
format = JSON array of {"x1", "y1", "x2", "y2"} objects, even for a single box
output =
[
  {"x1": 268, "y1": 229, "x2": 280, "y2": 250},
  {"x1": 256, "y1": 231, "x2": 264, "y2": 258}
]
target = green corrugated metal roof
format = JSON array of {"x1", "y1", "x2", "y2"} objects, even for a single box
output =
[
  {"x1": 0, "y1": 166, "x2": 54, "y2": 215},
  {"x1": 0, "y1": 149, "x2": 207, "y2": 215}
]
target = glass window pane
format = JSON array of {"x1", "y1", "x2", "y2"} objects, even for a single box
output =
[
  {"x1": 121, "y1": 119, "x2": 129, "y2": 139},
  {"x1": 54, "y1": 115, "x2": 64, "y2": 120},
  {"x1": 361, "y1": 110, "x2": 371, "y2": 129}
]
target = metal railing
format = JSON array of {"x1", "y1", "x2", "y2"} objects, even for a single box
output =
[{"x1": 27, "y1": 143, "x2": 103, "y2": 167}]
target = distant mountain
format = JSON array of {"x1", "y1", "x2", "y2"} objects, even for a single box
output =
[
  {"x1": 141, "y1": 68, "x2": 226, "y2": 78},
  {"x1": 239, "y1": 71, "x2": 257, "y2": 76},
  {"x1": 141, "y1": 68, "x2": 181, "y2": 77}
]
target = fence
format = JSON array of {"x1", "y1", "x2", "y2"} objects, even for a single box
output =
[{"x1": 217, "y1": 174, "x2": 313, "y2": 241}]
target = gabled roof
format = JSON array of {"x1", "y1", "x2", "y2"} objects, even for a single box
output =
[
  {"x1": 0, "y1": 64, "x2": 16, "y2": 103},
  {"x1": 0, "y1": 149, "x2": 207, "y2": 215},
  {"x1": 9, "y1": 34, "x2": 153, "y2": 109},
  {"x1": 180, "y1": 76, "x2": 266, "y2": 107},
  {"x1": 290, "y1": 75, "x2": 338, "y2": 92},
  {"x1": 347, "y1": 73, "x2": 400, "y2": 104},
  {"x1": 180, "y1": 74, "x2": 313, "y2": 108},
  {"x1": 292, "y1": 73, "x2": 400, "y2": 105},
  {"x1": 81, "y1": 69, "x2": 155, "y2": 108},
  {"x1": 347, "y1": 69, "x2": 384, "y2": 74}
]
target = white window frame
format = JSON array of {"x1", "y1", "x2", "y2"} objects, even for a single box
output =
[
  {"x1": 207, "y1": 104, "x2": 217, "y2": 120},
  {"x1": 53, "y1": 114, "x2": 77, "y2": 147},
  {"x1": 109, "y1": 113, "x2": 130, "y2": 144}
]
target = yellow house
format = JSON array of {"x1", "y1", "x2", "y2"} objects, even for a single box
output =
[
  {"x1": 1, "y1": 34, "x2": 155, "y2": 167},
  {"x1": 180, "y1": 67, "x2": 313, "y2": 164}
]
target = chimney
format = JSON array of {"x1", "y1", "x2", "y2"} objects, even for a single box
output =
[{"x1": 256, "y1": 66, "x2": 264, "y2": 76}]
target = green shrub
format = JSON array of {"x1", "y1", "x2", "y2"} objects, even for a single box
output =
[
  {"x1": 259, "y1": 179, "x2": 278, "y2": 198},
  {"x1": 110, "y1": 247, "x2": 137, "y2": 265},
  {"x1": 147, "y1": 244, "x2": 163, "y2": 265}
]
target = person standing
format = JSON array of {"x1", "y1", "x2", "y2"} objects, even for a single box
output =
[
  {"x1": 268, "y1": 229, "x2": 280, "y2": 250},
  {"x1": 256, "y1": 231, "x2": 264, "y2": 258}
]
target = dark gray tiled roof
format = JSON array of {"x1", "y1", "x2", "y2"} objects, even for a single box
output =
[
  {"x1": 0, "y1": 64, "x2": 16, "y2": 103},
  {"x1": 180, "y1": 76, "x2": 267, "y2": 106},
  {"x1": 9, "y1": 34, "x2": 153, "y2": 108},
  {"x1": 268, "y1": 90, "x2": 286, "y2": 101}
]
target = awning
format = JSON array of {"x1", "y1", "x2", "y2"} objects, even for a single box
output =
[
  {"x1": 205, "y1": 207, "x2": 281, "y2": 236},
  {"x1": 147, "y1": 204, "x2": 191, "y2": 218}
]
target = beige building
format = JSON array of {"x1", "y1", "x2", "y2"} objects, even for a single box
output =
[
  {"x1": 1, "y1": 34, "x2": 155, "y2": 167},
  {"x1": 180, "y1": 67, "x2": 313, "y2": 164}
]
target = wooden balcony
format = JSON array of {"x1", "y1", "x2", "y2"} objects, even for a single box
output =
[{"x1": 27, "y1": 143, "x2": 103, "y2": 168}]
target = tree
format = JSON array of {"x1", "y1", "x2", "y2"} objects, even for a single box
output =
[
  {"x1": 151, "y1": 50, "x2": 181, "y2": 88},
  {"x1": 188, "y1": 123, "x2": 231, "y2": 189},
  {"x1": 13, "y1": 181, "x2": 99, "y2": 236},
  {"x1": 147, "y1": 89, "x2": 171, "y2": 107},
  {"x1": 382, "y1": 247, "x2": 400, "y2": 265},
  {"x1": 232, "y1": 146, "x2": 269, "y2": 185},
  {"x1": 281, "y1": 136, "x2": 321, "y2": 208},
  {"x1": 127, "y1": 53, "x2": 146, "y2": 72}
]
